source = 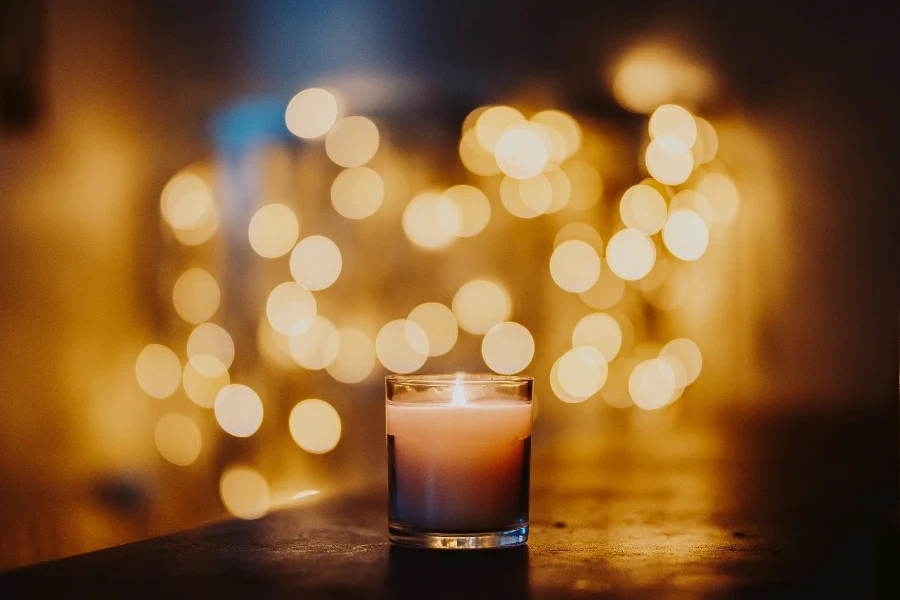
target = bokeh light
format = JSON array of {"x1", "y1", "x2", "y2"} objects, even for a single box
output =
[
  {"x1": 572, "y1": 312, "x2": 622, "y2": 361},
  {"x1": 452, "y1": 280, "x2": 512, "y2": 334},
  {"x1": 670, "y1": 189, "x2": 714, "y2": 227},
  {"x1": 578, "y1": 265, "x2": 626, "y2": 309},
  {"x1": 408, "y1": 302, "x2": 458, "y2": 357},
  {"x1": 494, "y1": 126, "x2": 549, "y2": 179},
  {"x1": 663, "y1": 209, "x2": 709, "y2": 261},
  {"x1": 182, "y1": 355, "x2": 229, "y2": 408},
  {"x1": 500, "y1": 174, "x2": 552, "y2": 218},
  {"x1": 290, "y1": 235, "x2": 343, "y2": 291},
  {"x1": 693, "y1": 117, "x2": 719, "y2": 164},
  {"x1": 214, "y1": 384, "x2": 264, "y2": 438},
  {"x1": 556, "y1": 347, "x2": 608, "y2": 401},
  {"x1": 545, "y1": 168, "x2": 572, "y2": 213},
  {"x1": 481, "y1": 322, "x2": 534, "y2": 374},
  {"x1": 155, "y1": 414, "x2": 202, "y2": 466},
  {"x1": 561, "y1": 160, "x2": 602, "y2": 210},
  {"x1": 660, "y1": 338, "x2": 703, "y2": 384},
  {"x1": 172, "y1": 268, "x2": 220, "y2": 325},
  {"x1": 629, "y1": 359, "x2": 677, "y2": 410},
  {"x1": 171, "y1": 205, "x2": 219, "y2": 246},
  {"x1": 266, "y1": 282, "x2": 317, "y2": 335},
  {"x1": 161, "y1": 171, "x2": 214, "y2": 232},
  {"x1": 376, "y1": 319, "x2": 429, "y2": 373},
  {"x1": 605, "y1": 228, "x2": 656, "y2": 280},
  {"x1": 645, "y1": 135, "x2": 694, "y2": 185},
  {"x1": 459, "y1": 129, "x2": 501, "y2": 176},
  {"x1": 613, "y1": 51, "x2": 674, "y2": 114},
  {"x1": 474, "y1": 106, "x2": 525, "y2": 151},
  {"x1": 325, "y1": 328, "x2": 376, "y2": 383},
  {"x1": 325, "y1": 116, "x2": 379, "y2": 167},
  {"x1": 257, "y1": 321, "x2": 295, "y2": 370},
  {"x1": 135, "y1": 344, "x2": 181, "y2": 399},
  {"x1": 288, "y1": 316, "x2": 339, "y2": 370},
  {"x1": 550, "y1": 240, "x2": 602, "y2": 293},
  {"x1": 554, "y1": 223, "x2": 603, "y2": 254},
  {"x1": 331, "y1": 167, "x2": 384, "y2": 220},
  {"x1": 248, "y1": 204, "x2": 300, "y2": 258},
  {"x1": 443, "y1": 185, "x2": 490, "y2": 237},
  {"x1": 219, "y1": 466, "x2": 270, "y2": 520},
  {"x1": 600, "y1": 358, "x2": 638, "y2": 408},
  {"x1": 187, "y1": 323, "x2": 234, "y2": 371},
  {"x1": 402, "y1": 192, "x2": 461, "y2": 250},
  {"x1": 696, "y1": 172, "x2": 740, "y2": 223},
  {"x1": 620, "y1": 183, "x2": 667, "y2": 235},
  {"x1": 289, "y1": 399, "x2": 342, "y2": 454},
  {"x1": 649, "y1": 104, "x2": 697, "y2": 147},
  {"x1": 285, "y1": 88, "x2": 338, "y2": 139},
  {"x1": 531, "y1": 110, "x2": 582, "y2": 159}
]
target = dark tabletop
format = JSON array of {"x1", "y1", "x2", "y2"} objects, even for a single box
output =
[{"x1": 1, "y1": 411, "x2": 896, "y2": 598}]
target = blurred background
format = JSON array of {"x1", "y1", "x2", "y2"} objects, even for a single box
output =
[{"x1": 0, "y1": 0, "x2": 896, "y2": 572}]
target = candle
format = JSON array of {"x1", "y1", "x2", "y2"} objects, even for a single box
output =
[{"x1": 386, "y1": 374, "x2": 533, "y2": 549}]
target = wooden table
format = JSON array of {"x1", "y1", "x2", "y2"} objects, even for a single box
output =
[{"x1": 1, "y1": 412, "x2": 895, "y2": 598}]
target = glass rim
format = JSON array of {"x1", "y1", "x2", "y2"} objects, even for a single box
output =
[{"x1": 385, "y1": 373, "x2": 533, "y2": 386}]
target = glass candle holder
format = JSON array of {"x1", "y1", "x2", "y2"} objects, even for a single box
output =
[{"x1": 386, "y1": 374, "x2": 533, "y2": 549}]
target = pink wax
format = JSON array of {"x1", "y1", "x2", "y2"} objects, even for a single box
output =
[{"x1": 386, "y1": 399, "x2": 532, "y2": 533}]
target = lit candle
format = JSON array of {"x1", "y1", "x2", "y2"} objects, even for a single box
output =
[{"x1": 386, "y1": 374, "x2": 533, "y2": 549}]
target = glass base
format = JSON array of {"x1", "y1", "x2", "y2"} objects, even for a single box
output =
[{"x1": 389, "y1": 524, "x2": 528, "y2": 549}]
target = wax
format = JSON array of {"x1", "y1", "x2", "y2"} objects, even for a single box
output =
[{"x1": 386, "y1": 400, "x2": 532, "y2": 533}]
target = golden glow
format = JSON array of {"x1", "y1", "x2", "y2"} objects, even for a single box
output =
[
  {"x1": 500, "y1": 174, "x2": 552, "y2": 218},
  {"x1": 214, "y1": 384, "x2": 264, "y2": 438},
  {"x1": 613, "y1": 52, "x2": 674, "y2": 114},
  {"x1": 561, "y1": 160, "x2": 602, "y2": 210},
  {"x1": 402, "y1": 192, "x2": 461, "y2": 250},
  {"x1": 331, "y1": 167, "x2": 384, "y2": 220},
  {"x1": 219, "y1": 466, "x2": 270, "y2": 520},
  {"x1": 481, "y1": 322, "x2": 534, "y2": 375},
  {"x1": 172, "y1": 268, "x2": 220, "y2": 325},
  {"x1": 649, "y1": 104, "x2": 697, "y2": 147},
  {"x1": 376, "y1": 319, "x2": 429, "y2": 373},
  {"x1": 578, "y1": 266, "x2": 626, "y2": 309},
  {"x1": 452, "y1": 279, "x2": 512, "y2": 335},
  {"x1": 266, "y1": 282, "x2": 317, "y2": 335},
  {"x1": 545, "y1": 168, "x2": 572, "y2": 213},
  {"x1": 256, "y1": 321, "x2": 295, "y2": 370},
  {"x1": 550, "y1": 240, "x2": 602, "y2": 293},
  {"x1": 572, "y1": 312, "x2": 622, "y2": 361},
  {"x1": 182, "y1": 355, "x2": 229, "y2": 408},
  {"x1": 289, "y1": 399, "x2": 341, "y2": 454},
  {"x1": 443, "y1": 185, "x2": 490, "y2": 237},
  {"x1": 285, "y1": 88, "x2": 338, "y2": 139},
  {"x1": 620, "y1": 184, "x2": 667, "y2": 235},
  {"x1": 694, "y1": 117, "x2": 718, "y2": 164},
  {"x1": 325, "y1": 116, "x2": 379, "y2": 167},
  {"x1": 646, "y1": 136, "x2": 694, "y2": 185},
  {"x1": 155, "y1": 413, "x2": 202, "y2": 466},
  {"x1": 600, "y1": 358, "x2": 637, "y2": 408},
  {"x1": 644, "y1": 267, "x2": 689, "y2": 311},
  {"x1": 474, "y1": 106, "x2": 525, "y2": 152},
  {"x1": 408, "y1": 302, "x2": 458, "y2": 357},
  {"x1": 248, "y1": 204, "x2": 300, "y2": 258},
  {"x1": 670, "y1": 189, "x2": 714, "y2": 227},
  {"x1": 605, "y1": 228, "x2": 656, "y2": 280},
  {"x1": 696, "y1": 172, "x2": 740, "y2": 223},
  {"x1": 660, "y1": 338, "x2": 702, "y2": 385},
  {"x1": 556, "y1": 347, "x2": 608, "y2": 401},
  {"x1": 161, "y1": 171, "x2": 214, "y2": 231},
  {"x1": 187, "y1": 323, "x2": 234, "y2": 371},
  {"x1": 554, "y1": 222, "x2": 603, "y2": 253},
  {"x1": 531, "y1": 110, "x2": 582, "y2": 159},
  {"x1": 660, "y1": 355, "x2": 688, "y2": 390},
  {"x1": 663, "y1": 209, "x2": 709, "y2": 261},
  {"x1": 290, "y1": 235, "x2": 343, "y2": 291},
  {"x1": 135, "y1": 344, "x2": 181, "y2": 399},
  {"x1": 288, "y1": 316, "x2": 339, "y2": 370},
  {"x1": 629, "y1": 359, "x2": 676, "y2": 410},
  {"x1": 462, "y1": 105, "x2": 490, "y2": 134},
  {"x1": 172, "y1": 206, "x2": 219, "y2": 246},
  {"x1": 459, "y1": 129, "x2": 501, "y2": 176},
  {"x1": 325, "y1": 328, "x2": 376, "y2": 383},
  {"x1": 494, "y1": 126, "x2": 549, "y2": 179}
]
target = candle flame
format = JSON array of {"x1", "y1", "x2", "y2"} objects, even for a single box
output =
[{"x1": 451, "y1": 380, "x2": 467, "y2": 406}]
